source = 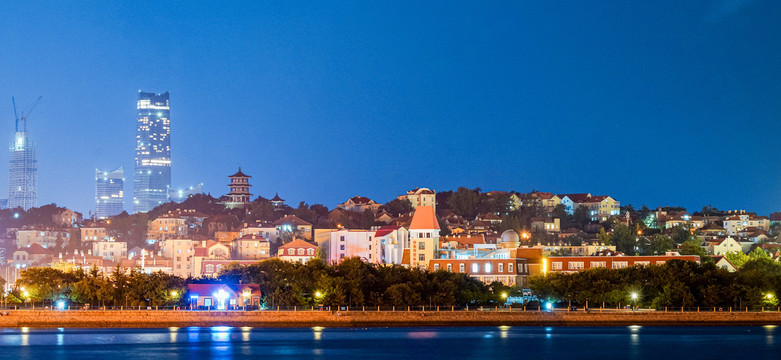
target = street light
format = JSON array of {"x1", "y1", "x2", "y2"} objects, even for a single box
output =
[
  {"x1": 171, "y1": 291, "x2": 178, "y2": 297},
  {"x1": 315, "y1": 291, "x2": 322, "y2": 298},
  {"x1": 630, "y1": 292, "x2": 639, "y2": 312}
]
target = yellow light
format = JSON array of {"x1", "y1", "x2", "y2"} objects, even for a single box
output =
[
  {"x1": 171, "y1": 291, "x2": 178, "y2": 297},
  {"x1": 315, "y1": 291, "x2": 322, "y2": 298},
  {"x1": 501, "y1": 292, "x2": 508, "y2": 299},
  {"x1": 23, "y1": 291, "x2": 29, "y2": 297},
  {"x1": 767, "y1": 294, "x2": 773, "y2": 299}
]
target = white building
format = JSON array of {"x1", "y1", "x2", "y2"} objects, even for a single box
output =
[
  {"x1": 92, "y1": 240, "x2": 128, "y2": 263},
  {"x1": 161, "y1": 238, "x2": 195, "y2": 278},
  {"x1": 398, "y1": 188, "x2": 436, "y2": 212}
]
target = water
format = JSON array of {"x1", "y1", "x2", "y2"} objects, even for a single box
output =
[{"x1": 0, "y1": 326, "x2": 777, "y2": 359}]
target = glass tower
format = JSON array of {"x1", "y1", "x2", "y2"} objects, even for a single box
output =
[
  {"x1": 133, "y1": 91, "x2": 171, "y2": 213},
  {"x1": 95, "y1": 167, "x2": 124, "y2": 219}
]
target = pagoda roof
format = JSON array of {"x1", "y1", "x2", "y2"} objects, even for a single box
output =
[
  {"x1": 271, "y1": 193, "x2": 284, "y2": 202},
  {"x1": 229, "y1": 167, "x2": 251, "y2": 178}
]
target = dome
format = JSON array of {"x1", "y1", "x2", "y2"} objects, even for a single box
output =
[{"x1": 500, "y1": 229, "x2": 520, "y2": 243}]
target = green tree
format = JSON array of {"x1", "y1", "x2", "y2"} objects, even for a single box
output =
[
  {"x1": 383, "y1": 198, "x2": 413, "y2": 217},
  {"x1": 612, "y1": 224, "x2": 637, "y2": 254},
  {"x1": 447, "y1": 187, "x2": 480, "y2": 219}
]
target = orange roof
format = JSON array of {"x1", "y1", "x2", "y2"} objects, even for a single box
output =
[
  {"x1": 409, "y1": 206, "x2": 440, "y2": 230},
  {"x1": 279, "y1": 238, "x2": 317, "y2": 249}
]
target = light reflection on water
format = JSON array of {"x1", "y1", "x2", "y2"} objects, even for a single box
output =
[{"x1": 0, "y1": 326, "x2": 777, "y2": 359}]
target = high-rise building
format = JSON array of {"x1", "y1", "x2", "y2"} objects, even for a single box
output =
[
  {"x1": 133, "y1": 91, "x2": 171, "y2": 213},
  {"x1": 95, "y1": 167, "x2": 124, "y2": 219},
  {"x1": 8, "y1": 113, "x2": 37, "y2": 211}
]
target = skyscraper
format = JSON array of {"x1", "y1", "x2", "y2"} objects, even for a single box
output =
[
  {"x1": 8, "y1": 109, "x2": 37, "y2": 211},
  {"x1": 133, "y1": 91, "x2": 171, "y2": 213},
  {"x1": 95, "y1": 167, "x2": 124, "y2": 219}
]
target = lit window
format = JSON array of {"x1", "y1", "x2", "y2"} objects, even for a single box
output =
[{"x1": 471, "y1": 263, "x2": 479, "y2": 273}]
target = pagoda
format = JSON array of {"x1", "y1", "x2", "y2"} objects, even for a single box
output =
[{"x1": 225, "y1": 167, "x2": 252, "y2": 209}]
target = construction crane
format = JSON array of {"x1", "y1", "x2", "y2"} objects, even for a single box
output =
[{"x1": 12, "y1": 96, "x2": 41, "y2": 132}]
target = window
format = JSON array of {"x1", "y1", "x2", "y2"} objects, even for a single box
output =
[
  {"x1": 307, "y1": 249, "x2": 315, "y2": 255},
  {"x1": 459, "y1": 263, "x2": 465, "y2": 272},
  {"x1": 206, "y1": 264, "x2": 214, "y2": 272},
  {"x1": 485, "y1": 263, "x2": 492, "y2": 273},
  {"x1": 471, "y1": 263, "x2": 479, "y2": 273},
  {"x1": 340, "y1": 236, "x2": 345, "y2": 242},
  {"x1": 419, "y1": 241, "x2": 426, "y2": 250},
  {"x1": 552, "y1": 262, "x2": 562, "y2": 270},
  {"x1": 612, "y1": 261, "x2": 628, "y2": 269},
  {"x1": 635, "y1": 261, "x2": 650, "y2": 266},
  {"x1": 340, "y1": 254, "x2": 345, "y2": 259},
  {"x1": 297, "y1": 249, "x2": 304, "y2": 255},
  {"x1": 447, "y1": 264, "x2": 452, "y2": 272},
  {"x1": 590, "y1": 261, "x2": 606, "y2": 268},
  {"x1": 340, "y1": 245, "x2": 345, "y2": 250},
  {"x1": 204, "y1": 298, "x2": 212, "y2": 307},
  {"x1": 568, "y1": 262, "x2": 584, "y2": 270},
  {"x1": 508, "y1": 263, "x2": 514, "y2": 273},
  {"x1": 418, "y1": 254, "x2": 425, "y2": 261},
  {"x1": 498, "y1": 263, "x2": 504, "y2": 273},
  {"x1": 287, "y1": 248, "x2": 294, "y2": 255},
  {"x1": 434, "y1": 263, "x2": 440, "y2": 271}
]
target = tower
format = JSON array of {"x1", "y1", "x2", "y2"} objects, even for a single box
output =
[
  {"x1": 95, "y1": 167, "x2": 124, "y2": 219},
  {"x1": 225, "y1": 167, "x2": 252, "y2": 209},
  {"x1": 133, "y1": 91, "x2": 171, "y2": 213},
  {"x1": 8, "y1": 97, "x2": 39, "y2": 211}
]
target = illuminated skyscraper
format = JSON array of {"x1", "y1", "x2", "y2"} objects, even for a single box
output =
[
  {"x1": 133, "y1": 91, "x2": 171, "y2": 213},
  {"x1": 95, "y1": 167, "x2": 124, "y2": 219},
  {"x1": 8, "y1": 116, "x2": 37, "y2": 211}
]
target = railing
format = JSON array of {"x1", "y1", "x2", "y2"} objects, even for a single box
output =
[{"x1": 2, "y1": 304, "x2": 780, "y2": 313}]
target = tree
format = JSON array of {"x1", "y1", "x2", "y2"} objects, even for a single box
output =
[
  {"x1": 638, "y1": 234, "x2": 674, "y2": 256},
  {"x1": 573, "y1": 206, "x2": 590, "y2": 226},
  {"x1": 679, "y1": 238, "x2": 708, "y2": 259},
  {"x1": 383, "y1": 198, "x2": 413, "y2": 217},
  {"x1": 612, "y1": 224, "x2": 637, "y2": 254},
  {"x1": 447, "y1": 187, "x2": 480, "y2": 219}
]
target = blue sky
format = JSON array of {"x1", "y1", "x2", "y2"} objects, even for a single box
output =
[{"x1": 1, "y1": 1, "x2": 779, "y2": 215}]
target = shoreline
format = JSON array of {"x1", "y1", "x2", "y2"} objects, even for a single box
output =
[{"x1": 2, "y1": 310, "x2": 781, "y2": 328}]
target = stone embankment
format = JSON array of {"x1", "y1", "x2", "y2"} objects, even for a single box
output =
[{"x1": 2, "y1": 309, "x2": 781, "y2": 328}]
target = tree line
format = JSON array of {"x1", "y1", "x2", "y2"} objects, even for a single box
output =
[
  {"x1": 530, "y1": 259, "x2": 781, "y2": 309},
  {"x1": 9, "y1": 258, "x2": 513, "y2": 308},
  {"x1": 10, "y1": 265, "x2": 185, "y2": 307}
]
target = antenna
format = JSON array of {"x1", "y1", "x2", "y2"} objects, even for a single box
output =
[{"x1": 12, "y1": 97, "x2": 18, "y2": 132}]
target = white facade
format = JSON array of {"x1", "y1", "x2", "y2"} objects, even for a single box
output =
[
  {"x1": 161, "y1": 238, "x2": 194, "y2": 278},
  {"x1": 92, "y1": 240, "x2": 128, "y2": 262}
]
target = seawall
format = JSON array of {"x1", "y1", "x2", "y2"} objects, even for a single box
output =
[{"x1": 2, "y1": 309, "x2": 781, "y2": 328}]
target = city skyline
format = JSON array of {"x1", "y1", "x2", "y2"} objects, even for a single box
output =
[{"x1": 1, "y1": 2, "x2": 780, "y2": 215}]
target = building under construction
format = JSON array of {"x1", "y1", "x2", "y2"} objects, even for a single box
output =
[{"x1": 8, "y1": 97, "x2": 39, "y2": 211}]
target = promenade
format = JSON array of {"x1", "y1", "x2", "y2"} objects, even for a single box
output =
[{"x1": 2, "y1": 308, "x2": 781, "y2": 328}]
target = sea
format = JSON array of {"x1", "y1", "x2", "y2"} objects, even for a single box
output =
[{"x1": 0, "y1": 325, "x2": 776, "y2": 359}]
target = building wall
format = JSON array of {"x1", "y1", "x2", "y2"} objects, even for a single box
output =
[
  {"x1": 545, "y1": 255, "x2": 700, "y2": 273},
  {"x1": 429, "y1": 258, "x2": 529, "y2": 287},
  {"x1": 161, "y1": 238, "x2": 194, "y2": 278},
  {"x1": 92, "y1": 241, "x2": 128, "y2": 262}
]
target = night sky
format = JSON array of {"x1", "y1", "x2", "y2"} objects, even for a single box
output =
[{"x1": 1, "y1": 1, "x2": 780, "y2": 215}]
